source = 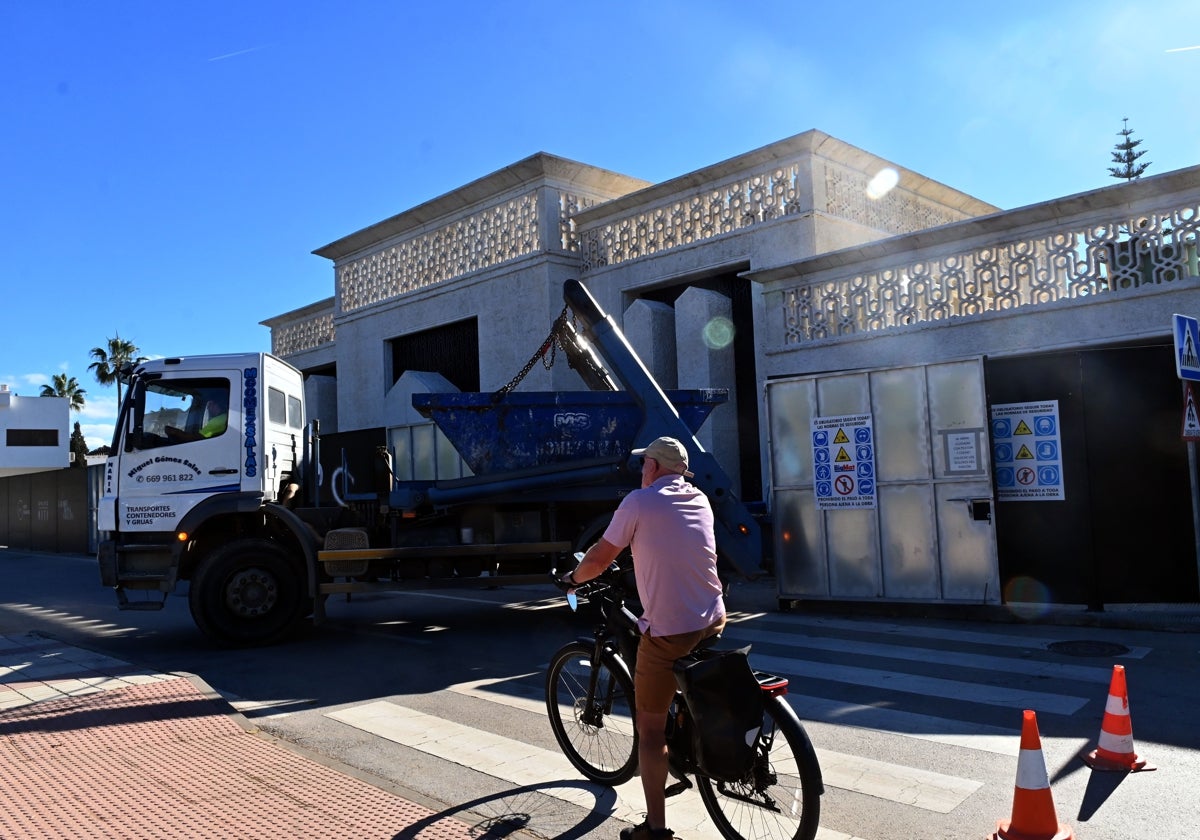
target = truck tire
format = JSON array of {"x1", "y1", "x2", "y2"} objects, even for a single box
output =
[{"x1": 189, "y1": 538, "x2": 306, "y2": 647}]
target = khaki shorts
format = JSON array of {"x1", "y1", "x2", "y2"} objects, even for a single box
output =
[{"x1": 634, "y1": 618, "x2": 726, "y2": 714}]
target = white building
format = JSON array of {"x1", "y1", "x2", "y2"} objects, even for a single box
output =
[
  {"x1": 262, "y1": 129, "x2": 1200, "y2": 608},
  {"x1": 0, "y1": 384, "x2": 70, "y2": 477}
]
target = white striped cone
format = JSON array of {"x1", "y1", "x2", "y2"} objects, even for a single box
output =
[
  {"x1": 1084, "y1": 664, "x2": 1155, "y2": 772},
  {"x1": 992, "y1": 709, "x2": 1074, "y2": 840}
]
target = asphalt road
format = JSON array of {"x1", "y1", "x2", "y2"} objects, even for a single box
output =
[{"x1": 3, "y1": 547, "x2": 1200, "y2": 840}]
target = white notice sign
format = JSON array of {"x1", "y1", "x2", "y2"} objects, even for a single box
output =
[{"x1": 942, "y1": 428, "x2": 985, "y2": 476}]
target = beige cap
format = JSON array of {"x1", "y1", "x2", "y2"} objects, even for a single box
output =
[{"x1": 632, "y1": 436, "x2": 694, "y2": 478}]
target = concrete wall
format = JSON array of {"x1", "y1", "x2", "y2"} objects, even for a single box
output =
[{"x1": 0, "y1": 467, "x2": 91, "y2": 553}]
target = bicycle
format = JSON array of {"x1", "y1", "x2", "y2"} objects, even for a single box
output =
[{"x1": 545, "y1": 562, "x2": 823, "y2": 840}]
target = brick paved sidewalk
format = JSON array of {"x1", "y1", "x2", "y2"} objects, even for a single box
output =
[{"x1": 0, "y1": 633, "x2": 478, "y2": 840}]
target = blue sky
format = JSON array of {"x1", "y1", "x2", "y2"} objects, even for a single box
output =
[{"x1": 4, "y1": 0, "x2": 1199, "y2": 449}]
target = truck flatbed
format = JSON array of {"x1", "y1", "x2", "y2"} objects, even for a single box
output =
[
  {"x1": 314, "y1": 540, "x2": 572, "y2": 607},
  {"x1": 317, "y1": 540, "x2": 572, "y2": 564}
]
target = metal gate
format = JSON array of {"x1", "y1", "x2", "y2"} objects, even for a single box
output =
[
  {"x1": 766, "y1": 358, "x2": 999, "y2": 604},
  {"x1": 986, "y1": 345, "x2": 1198, "y2": 606}
]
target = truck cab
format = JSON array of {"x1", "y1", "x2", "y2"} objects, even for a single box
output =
[{"x1": 98, "y1": 353, "x2": 318, "y2": 645}]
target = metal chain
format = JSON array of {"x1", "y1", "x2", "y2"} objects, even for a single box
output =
[{"x1": 493, "y1": 306, "x2": 572, "y2": 397}]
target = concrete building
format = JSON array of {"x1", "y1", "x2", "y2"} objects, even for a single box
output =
[
  {"x1": 0, "y1": 385, "x2": 69, "y2": 477},
  {"x1": 263, "y1": 129, "x2": 1200, "y2": 608}
]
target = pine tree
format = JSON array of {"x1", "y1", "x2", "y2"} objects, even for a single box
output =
[
  {"x1": 70, "y1": 421, "x2": 89, "y2": 468},
  {"x1": 1109, "y1": 117, "x2": 1150, "y2": 181}
]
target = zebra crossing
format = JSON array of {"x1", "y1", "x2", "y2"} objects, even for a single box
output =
[{"x1": 252, "y1": 605, "x2": 1149, "y2": 840}]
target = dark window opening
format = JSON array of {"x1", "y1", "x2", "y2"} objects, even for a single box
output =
[
  {"x1": 390, "y1": 318, "x2": 480, "y2": 392},
  {"x1": 303, "y1": 362, "x2": 337, "y2": 378},
  {"x1": 7, "y1": 428, "x2": 59, "y2": 447}
]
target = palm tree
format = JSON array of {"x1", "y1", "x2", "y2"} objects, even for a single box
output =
[
  {"x1": 40, "y1": 372, "x2": 87, "y2": 412},
  {"x1": 88, "y1": 335, "x2": 147, "y2": 407}
]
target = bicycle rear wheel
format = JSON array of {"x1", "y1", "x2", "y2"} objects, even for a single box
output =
[
  {"x1": 696, "y1": 693, "x2": 821, "y2": 840},
  {"x1": 545, "y1": 641, "x2": 639, "y2": 786}
]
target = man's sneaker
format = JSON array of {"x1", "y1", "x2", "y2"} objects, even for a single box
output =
[{"x1": 619, "y1": 821, "x2": 674, "y2": 840}]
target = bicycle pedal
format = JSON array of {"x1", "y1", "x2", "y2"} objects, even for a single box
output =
[{"x1": 664, "y1": 778, "x2": 693, "y2": 798}]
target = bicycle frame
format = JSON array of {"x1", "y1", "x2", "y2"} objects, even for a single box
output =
[
  {"x1": 550, "y1": 566, "x2": 824, "y2": 840},
  {"x1": 574, "y1": 579, "x2": 641, "y2": 667},
  {"x1": 569, "y1": 570, "x2": 791, "y2": 784}
]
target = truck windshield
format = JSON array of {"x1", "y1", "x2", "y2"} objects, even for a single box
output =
[{"x1": 128, "y1": 377, "x2": 231, "y2": 450}]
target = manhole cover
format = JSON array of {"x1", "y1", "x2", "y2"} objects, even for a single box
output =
[{"x1": 1047, "y1": 640, "x2": 1130, "y2": 657}]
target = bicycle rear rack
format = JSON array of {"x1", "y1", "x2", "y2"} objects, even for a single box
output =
[{"x1": 754, "y1": 670, "x2": 789, "y2": 697}]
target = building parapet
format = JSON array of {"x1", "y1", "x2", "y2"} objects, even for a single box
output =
[
  {"x1": 749, "y1": 166, "x2": 1200, "y2": 347},
  {"x1": 574, "y1": 130, "x2": 997, "y2": 271},
  {"x1": 334, "y1": 189, "x2": 544, "y2": 312},
  {"x1": 310, "y1": 153, "x2": 650, "y2": 317},
  {"x1": 261, "y1": 298, "x2": 336, "y2": 357}
]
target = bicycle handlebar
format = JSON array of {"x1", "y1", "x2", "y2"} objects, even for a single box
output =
[{"x1": 550, "y1": 561, "x2": 632, "y2": 600}]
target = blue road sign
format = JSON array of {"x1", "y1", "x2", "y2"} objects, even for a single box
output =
[{"x1": 1174, "y1": 314, "x2": 1200, "y2": 381}]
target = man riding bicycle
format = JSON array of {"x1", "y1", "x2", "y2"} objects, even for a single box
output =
[{"x1": 562, "y1": 436, "x2": 726, "y2": 840}]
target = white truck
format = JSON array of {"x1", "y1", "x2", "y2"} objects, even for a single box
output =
[
  {"x1": 97, "y1": 281, "x2": 764, "y2": 646},
  {"x1": 97, "y1": 353, "x2": 322, "y2": 644}
]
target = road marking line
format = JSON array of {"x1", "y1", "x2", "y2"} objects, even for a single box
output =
[
  {"x1": 751, "y1": 614, "x2": 1151, "y2": 659},
  {"x1": 817, "y1": 748, "x2": 981, "y2": 813},
  {"x1": 328, "y1": 698, "x2": 981, "y2": 818},
  {"x1": 780, "y1": 693, "x2": 1019, "y2": 756},
  {"x1": 449, "y1": 675, "x2": 545, "y2": 713},
  {"x1": 328, "y1": 699, "x2": 647, "y2": 823},
  {"x1": 747, "y1": 652, "x2": 1088, "y2": 715},
  {"x1": 448, "y1": 674, "x2": 1018, "y2": 756},
  {"x1": 329, "y1": 700, "x2": 867, "y2": 839},
  {"x1": 724, "y1": 625, "x2": 1119, "y2": 683}
]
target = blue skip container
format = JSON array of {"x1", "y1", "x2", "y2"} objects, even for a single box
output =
[{"x1": 412, "y1": 389, "x2": 727, "y2": 475}]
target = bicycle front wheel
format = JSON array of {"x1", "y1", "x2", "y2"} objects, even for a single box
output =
[
  {"x1": 545, "y1": 641, "x2": 639, "y2": 786},
  {"x1": 696, "y1": 693, "x2": 822, "y2": 840}
]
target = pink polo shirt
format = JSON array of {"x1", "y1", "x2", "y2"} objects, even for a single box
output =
[{"x1": 602, "y1": 474, "x2": 725, "y2": 636}]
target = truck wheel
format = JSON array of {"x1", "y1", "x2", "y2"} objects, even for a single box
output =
[{"x1": 189, "y1": 538, "x2": 306, "y2": 647}]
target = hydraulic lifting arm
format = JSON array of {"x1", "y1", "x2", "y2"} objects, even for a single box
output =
[{"x1": 563, "y1": 279, "x2": 763, "y2": 578}]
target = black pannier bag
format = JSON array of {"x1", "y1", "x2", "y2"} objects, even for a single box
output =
[{"x1": 673, "y1": 645, "x2": 764, "y2": 782}]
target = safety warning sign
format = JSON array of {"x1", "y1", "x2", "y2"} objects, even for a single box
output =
[
  {"x1": 1183, "y1": 382, "x2": 1200, "y2": 441},
  {"x1": 991, "y1": 400, "x2": 1064, "y2": 501},
  {"x1": 811, "y1": 413, "x2": 876, "y2": 510}
]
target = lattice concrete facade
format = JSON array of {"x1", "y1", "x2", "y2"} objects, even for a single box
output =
[
  {"x1": 261, "y1": 127, "x2": 1199, "y2": 508},
  {"x1": 262, "y1": 130, "x2": 997, "y2": 449},
  {"x1": 751, "y1": 164, "x2": 1200, "y2": 376}
]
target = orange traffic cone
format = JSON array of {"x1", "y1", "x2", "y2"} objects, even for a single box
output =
[
  {"x1": 991, "y1": 710, "x2": 1074, "y2": 840},
  {"x1": 1084, "y1": 664, "x2": 1155, "y2": 772}
]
